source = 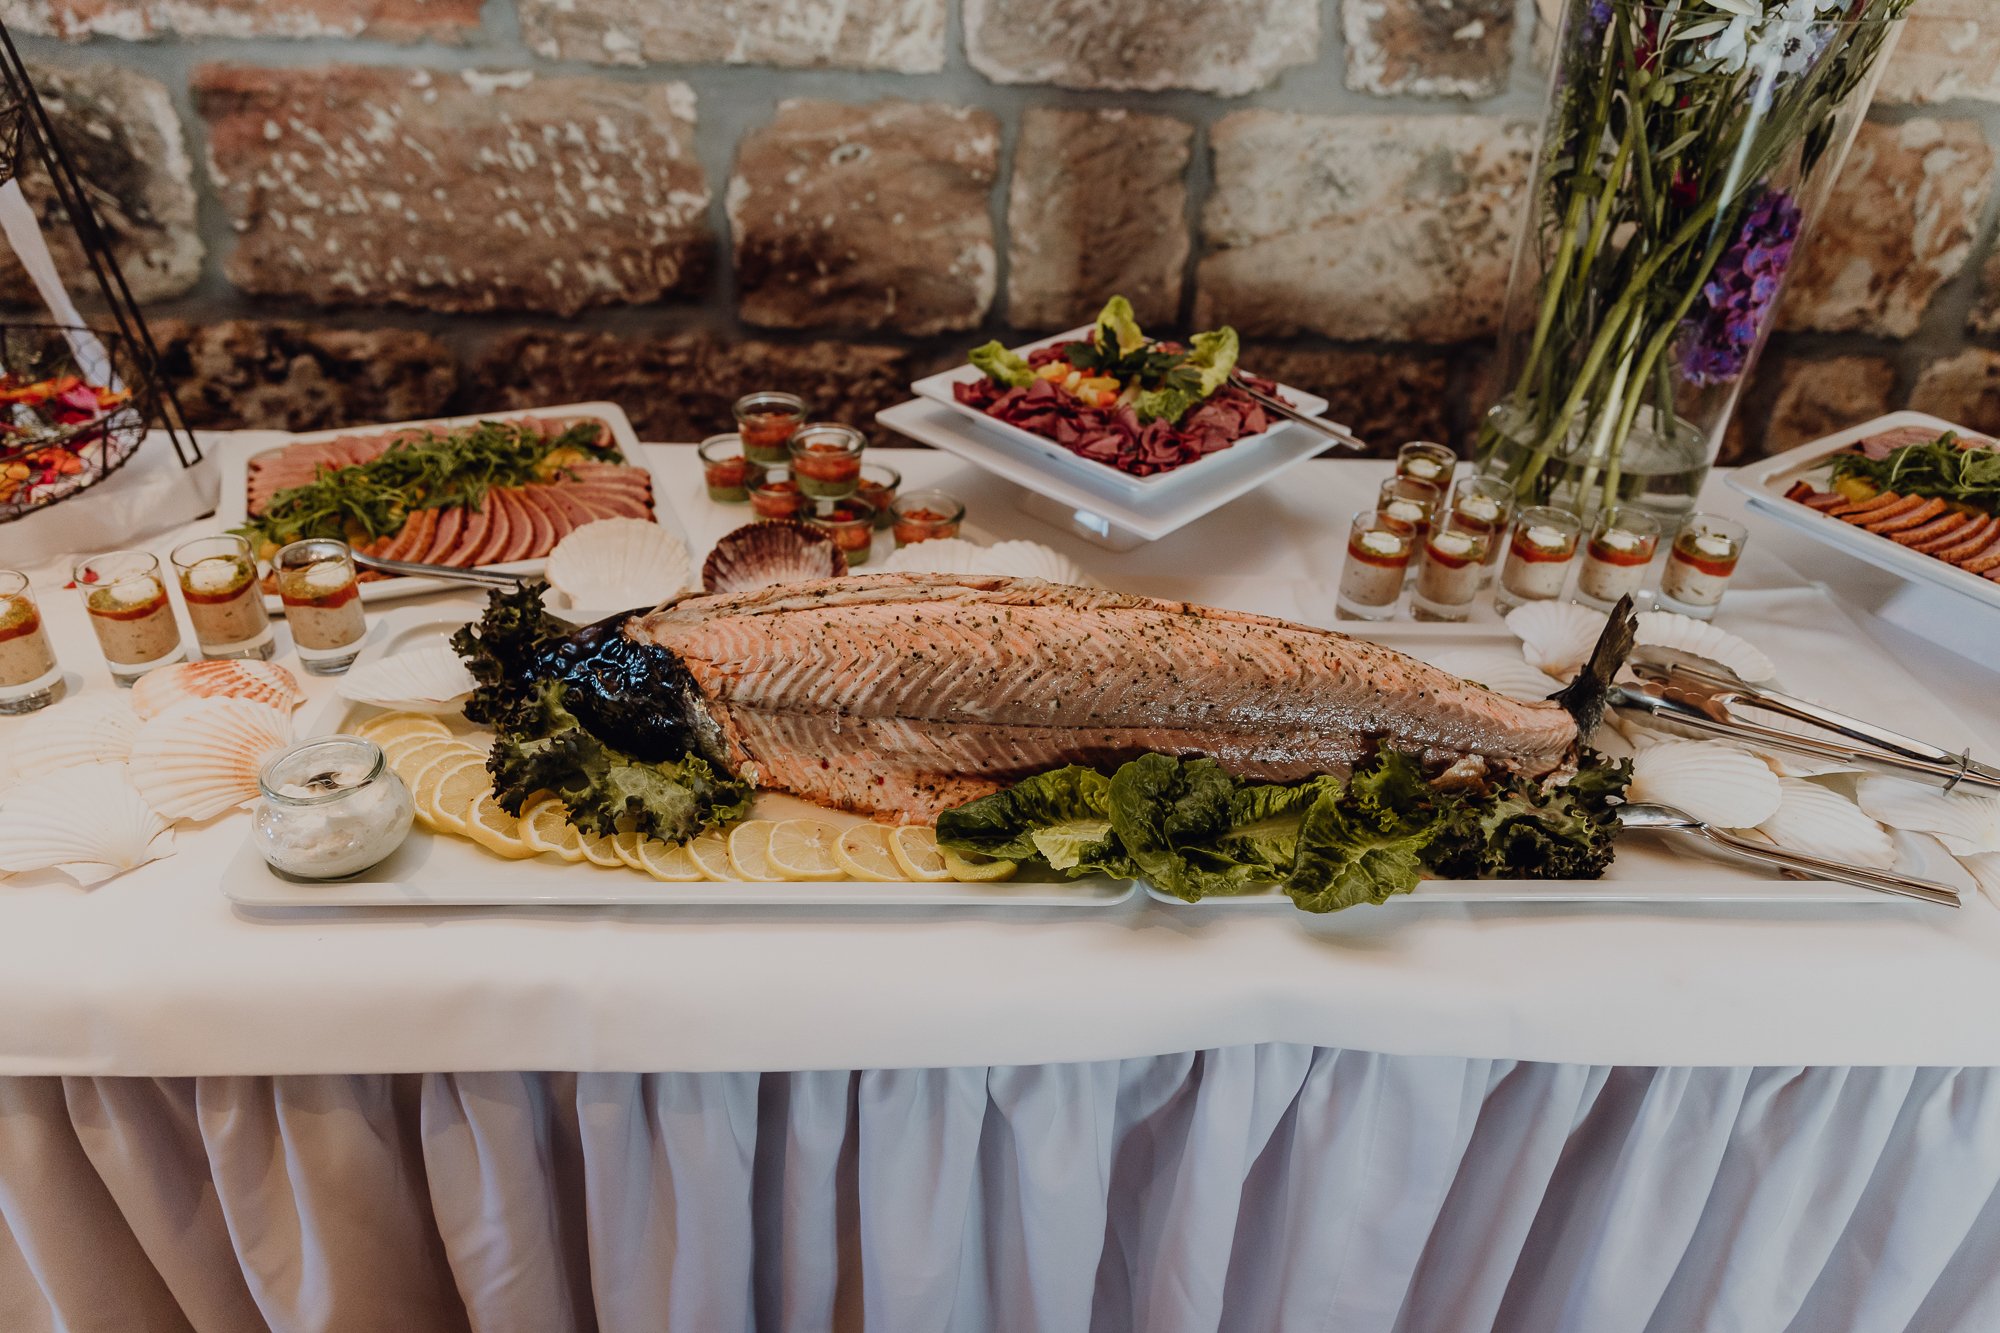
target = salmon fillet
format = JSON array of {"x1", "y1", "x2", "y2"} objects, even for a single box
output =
[{"x1": 631, "y1": 573, "x2": 1582, "y2": 822}]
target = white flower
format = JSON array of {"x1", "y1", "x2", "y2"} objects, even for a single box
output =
[{"x1": 1700, "y1": 0, "x2": 1843, "y2": 76}]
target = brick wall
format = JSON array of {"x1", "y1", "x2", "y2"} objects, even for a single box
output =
[{"x1": 6, "y1": 0, "x2": 2000, "y2": 457}]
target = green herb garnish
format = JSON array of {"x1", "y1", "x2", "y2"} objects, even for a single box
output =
[{"x1": 1829, "y1": 433, "x2": 2000, "y2": 515}]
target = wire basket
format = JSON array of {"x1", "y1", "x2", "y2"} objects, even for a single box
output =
[{"x1": 0, "y1": 322, "x2": 151, "y2": 520}]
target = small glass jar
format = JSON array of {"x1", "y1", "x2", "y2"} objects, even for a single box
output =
[
  {"x1": 891, "y1": 489, "x2": 965, "y2": 546},
  {"x1": 1495, "y1": 506, "x2": 1584, "y2": 616},
  {"x1": 1375, "y1": 475, "x2": 1443, "y2": 538},
  {"x1": 807, "y1": 497, "x2": 878, "y2": 568},
  {"x1": 275, "y1": 538, "x2": 366, "y2": 674},
  {"x1": 698, "y1": 433, "x2": 760, "y2": 503},
  {"x1": 0, "y1": 570, "x2": 63, "y2": 713},
  {"x1": 1576, "y1": 506, "x2": 1661, "y2": 611},
  {"x1": 74, "y1": 549, "x2": 185, "y2": 686},
  {"x1": 749, "y1": 466, "x2": 808, "y2": 521},
  {"x1": 1412, "y1": 515, "x2": 1490, "y2": 623},
  {"x1": 734, "y1": 391, "x2": 808, "y2": 466},
  {"x1": 171, "y1": 534, "x2": 274, "y2": 661},
  {"x1": 1337, "y1": 510, "x2": 1414, "y2": 621},
  {"x1": 857, "y1": 462, "x2": 901, "y2": 529},
  {"x1": 1396, "y1": 441, "x2": 1457, "y2": 489},
  {"x1": 252, "y1": 736, "x2": 415, "y2": 880},
  {"x1": 788, "y1": 423, "x2": 866, "y2": 500},
  {"x1": 1449, "y1": 475, "x2": 1515, "y2": 585},
  {"x1": 1658, "y1": 513, "x2": 1748, "y2": 620}
]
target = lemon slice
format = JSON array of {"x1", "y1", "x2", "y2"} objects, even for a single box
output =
[
  {"x1": 634, "y1": 838, "x2": 703, "y2": 882},
  {"x1": 358, "y1": 712, "x2": 451, "y2": 748},
  {"x1": 942, "y1": 847, "x2": 1017, "y2": 882},
  {"x1": 727, "y1": 819, "x2": 784, "y2": 881},
  {"x1": 465, "y1": 790, "x2": 538, "y2": 859},
  {"x1": 612, "y1": 829, "x2": 651, "y2": 871},
  {"x1": 387, "y1": 736, "x2": 464, "y2": 782},
  {"x1": 767, "y1": 819, "x2": 846, "y2": 880},
  {"x1": 577, "y1": 828, "x2": 625, "y2": 868},
  {"x1": 415, "y1": 753, "x2": 489, "y2": 836},
  {"x1": 520, "y1": 797, "x2": 586, "y2": 862},
  {"x1": 688, "y1": 832, "x2": 742, "y2": 881},
  {"x1": 834, "y1": 823, "x2": 903, "y2": 882},
  {"x1": 888, "y1": 825, "x2": 950, "y2": 882}
]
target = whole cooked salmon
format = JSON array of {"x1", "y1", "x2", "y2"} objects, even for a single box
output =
[{"x1": 627, "y1": 573, "x2": 1599, "y2": 823}]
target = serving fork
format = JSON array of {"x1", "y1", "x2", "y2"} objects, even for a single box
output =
[{"x1": 1615, "y1": 803, "x2": 1960, "y2": 907}]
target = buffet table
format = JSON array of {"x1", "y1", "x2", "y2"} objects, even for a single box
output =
[{"x1": 5, "y1": 448, "x2": 2000, "y2": 1333}]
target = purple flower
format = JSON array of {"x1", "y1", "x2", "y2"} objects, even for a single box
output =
[{"x1": 1678, "y1": 190, "x2": 1802, "y2": 388}]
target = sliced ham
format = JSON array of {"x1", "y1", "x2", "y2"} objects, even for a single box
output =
[
  {"x1": 1801, "y1": 492, "x2": 1852, "y2": 512},
  {"x1": 1958, "y1": 533, "x2": 2000, "y2": 574},
  {"x1": 523, "y1": 486, "x2": 575, "y2": 546},
  {"x1": 1931, "y1": 517, "x2": 1997, "y2": 561},
  {"x1": 1828, "y1": 491, "x2": 1907, "y2": 519},
  {"x1": 1889, "y1": 511, "x2": 1969, "y2": 547},
  {"x1": 421, "y1": 506, "x2": 464, "y2": 564},
  {"x1": 1864, "y1": 496, "x2": 1948, "y2": 534},
  {"x1": 448, "y1": 499, "x2": 493, "y2": 568},
  {"x1": 542, "y1": 487, "x2": 607, "y2": 531},
  {"x1": 381, "y1": 509, "x2": 437, "y2": 562},
  {"x1": 494, "y1": 489, "x2": 540, "y2": 564},
  {"x1": 514, "y1": 487, "x2": 558, "y2": 556},
  {"x1": 468, "y1": 490, "x2": 515, "y2": 567}
]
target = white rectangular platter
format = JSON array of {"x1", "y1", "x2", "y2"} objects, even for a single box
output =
[{"x1": 1727, "y1": 409, "x2": 2000, "y2": 614}]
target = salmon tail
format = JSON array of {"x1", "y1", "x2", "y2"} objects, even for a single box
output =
[{"x1": 1551, "y1": 594, "x2": 1636, "y2": 738}]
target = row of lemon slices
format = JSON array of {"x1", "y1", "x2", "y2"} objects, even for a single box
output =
[{"x1": 354, "y1": 711, "x2": 1014, "y2": 884}]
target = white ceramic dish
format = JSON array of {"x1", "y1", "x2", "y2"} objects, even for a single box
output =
[{"x1": 1728, "y1": 409, "x2": 2000, "y2": 613}]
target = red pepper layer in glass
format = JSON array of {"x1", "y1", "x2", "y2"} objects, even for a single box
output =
[
  {"x1": 751, "y1": 479, "x2": 805, "y2": 521},
  {"x1": 791, "y1": 443, "x2": 862, "y2": 498},
  {"x1": 1661, "y1": 530, "x2": 1741, "y2": 607},
  {"x1": 740, "y1": 412, "x2": 802, "y2": 463},
  {"x1": 704, "y1": 455, "x2": 754, "y2": 501},
  {"x1": 814, "y1": 507, "x2": 875, "y2": 560},
  {"x1": 0, "y1": 596, "x2": 54, "y2": 686},
  {"x1": 893, "y1": 508, "x2": 959, "y2": 545}
]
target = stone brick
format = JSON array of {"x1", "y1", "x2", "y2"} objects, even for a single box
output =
[
  {"x1": 1759, "y1": 355, "x2": 1899, "y2": 457},
  {"x1": 519, "y1": 0, "x2": 946, "y2": 72},
  {"x1": 1779, "y1": 119, "x2": 1994, "y2": 339},
  {"x1": 1876, "y1": 0, "x2": 2000, "y2": 106},
  {"x1": 1005, "y1": 108, "x2": 1191, "y2": 332},
  {"x1": 460, "y1": 330, "x2": 931, "y2": 445},
  {"x1": 1969, "y1": 251, "x2": 2000, "y2": 338},
  {"x1": 1196, "y1": 113, "x2": 1533, "y2": 342},
  {"x1": 153, "y1": 320, "x2": 457, "y2": 432},
  {"x1": 1, "y1": 0, "x2": 479, "y2": 41},
  {"x1": 1910, "y1": 349, "x2": 2000, "y2": 436},
  {"x1": 730, "y1": 99, "x2": 998, "y2": 336},
  {"x1": 964, "y1": 0, "x2": 1317, "y2": 95},
  {"x1": 0, "y1": 64, "x2": 201, "y2": 307},
  {"x1": 1243, "y1": 343, "x2": 1457, "y2": 458},
  {"x1": 1345, "y1": 0, "x2": 1516, "y2": 99},
  {"x1": 195, "y1": 66, "x2": 709, "y2": 316}
]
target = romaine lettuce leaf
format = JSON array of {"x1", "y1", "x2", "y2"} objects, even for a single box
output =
[
  {"x1": 935, "y1": 765, "x2": 1130, "y2": 876},
  {"x1": 1093, "y1": 295, "x2": 1148, "y2": 358},
  {"x1": 1186, "y1": 327, "x2": 1240, "y2": 396},
  {"x1": 1284, "y1": 751, "x2": 1453, "y2": 913},
  {"x1": 969, "y1": 340, "x2": 1036, "y2": 389}
]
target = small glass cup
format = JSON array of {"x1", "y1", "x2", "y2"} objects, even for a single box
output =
[
  {"x1": 1376, "y1": 475, "x2": 1443, "y2": 538},
  {"x1": 1495, "y1": 506, "x2": 1584, "y2": 616},
  {"x1": 698, "y1": 433, "x2": 760, "y2": 503},
  {"x1": 1412, "y1": 515, "x2": 1491, "y2": 623},
  {"x1": 0, "y1": 570, "x2": 63, "y2": 713},
  {"x1": 788, "y1": 423, "x2": 866, "y2": 500},
  {"x1": 892, "y1": 490, "x2": 966, "y2": 546},
  {"x1": 74, "y1": 549, "x2": 185, "y2": 686},
  {"x1": 275, "y1": 539, "x2": 366, "y2": 675},
  {"x1": 1575, "y1": 506, "x2": 1661, "y2": 611},
  {"x1": 1337, "y1": 511, "x2": 1414, "y2": 621},
  {"x1": 734, "y1": 391, "x2": 808, "y2": 466},
  {"x1": 806, "y1": 497, "x2": 878, "y2": 568},
  {"x1": 1658, "y1": 513, "x2": 1749, "y2": 620},
  {"x1": 1396, "y1": 441, "x2": 1457, "y2": 489},
  {"x1": 170, "y1": 534, "x2": 274, "y2": 661},
  {"x1": 749, "y1": 466, "x2": 808, "y2": 521},
  {"x1": 1449, "y1": 475, "x2": 1515, "y2": 585},
  {"x1": 252, "y1": 737, "x2": 415, "y2": 880},
  {"x1": 856, "y1": 462, "x2": 902, "y2": 529}
]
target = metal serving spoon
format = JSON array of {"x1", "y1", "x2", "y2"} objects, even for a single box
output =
[{"x1": 1616, "y1": 802, "x2": 1960, "y2": 907}]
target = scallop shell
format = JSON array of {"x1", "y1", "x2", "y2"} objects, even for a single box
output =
[
  {"x1": 879, "y1": 537, "x2": 1092, "y2": 586},
  {"x1": 545, "y1": 517, "x2": 692, "y2": 611},
  {"x1": 1853, "y1": 775, "x2": 2000, "y2": 856},
  {"x1": 701, "y1": 521, "x2": 847, "y2": 594},
  {"x1": 130, "y1": 659, "x2": 304, "y2": 720},
  {"x1": 1629, "y1": 739, "x2": 1783, "y2": 828},
  {"x1": 1727, "y1": 702, "x2": 1859, "y2": 777},
  {"x1": 1425, "y1": 649, "x2": 1564, "y2": 704},
  {"x1": 1755, "y1": 778, "x2": 1897, "y2": 870},
  {"x1": 1, "y1": 697, "x2": 142, "y2": 780},
  {"x1": 1960, "y1": 851, "x2": 2000, "y2": 903},
  {"x1": 1633, "y1": 612, "x2": 1776, "y2": 684},
  {"x1": 0, "y1": 763, "x2": 174, "y2": 886},
  {"x1": 336, "y1": 645, "x2": 476, "y2": 715},
  {"x1": 1504, "y1": 601, "x2": 1607, "y2": 679},
  {"x1": 128, "y1": 698, "x2": 293, "y2": 822}
]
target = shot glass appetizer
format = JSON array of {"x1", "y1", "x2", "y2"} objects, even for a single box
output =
[
  {"x1": 1449, "y1": 475, "x2": 1515, "y2": 584},
  {"x1": 857, "y1": 462, "x2": 901, "y2": 529},
  {"x1": 171, "y1": 534, "x2": 274, "y2": 661},
  {"x1": 1396, "y1": 441, "x2": 1457, "y2": 489},
  {"x1": 75, "y1": 549, "x2": 185, "y2": 686},
  {"x1": 807, "y1": 498, "x2": 878, "y2": 568},
  {"x1": 1375, "y1": 475, "x2": 1443, "y2": 538},
  {"x1": 788, "y1": 423, "x2": 866, "y2": 501},
  {"x1": 698, "y1": 433, "x2": 759, "y2": 503},
  {"x1": 1337, "y1": 511, "x2": 1414, "y2": 621},
  {"x1": 1575, "y1": 506, "x2": 1661, "y2": 611},
  {"x1": 1412, "y1": 515, "x2": 1491, "y2": 623},
  {"x1": 1495, "y1": 506, "x2": 1584, "y2": 616},
  {"x1": 749, "y1": 467, "x2": 808, "y2": 521},
  {"x1": 892, "y1": 490, "x2": 965, "y2": 546},
  {"x1": 1658, "y1": 513, "x2": 1748, "y2": 620},
  {"x1": 0, "y1": 570, "x2": 63, "y2": 713},
  {"x1": 734, "y1": 392, "x2": 808, "y2": 467},
  {"x1": 275, "y1": 539, "x2": 366, "y2": 675}
]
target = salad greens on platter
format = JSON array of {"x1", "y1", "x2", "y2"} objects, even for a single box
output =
[
  {"x1": 968, "y1": 296, "x2": 1242, "y2": 426},
  {"x1": 1829, "y1": 432, "x2": 2000, "y2": 516}
]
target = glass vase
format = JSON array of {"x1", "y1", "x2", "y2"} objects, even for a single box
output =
[{"x1": 1477, "y1": 0, "x2": 1909, "y2": 521}]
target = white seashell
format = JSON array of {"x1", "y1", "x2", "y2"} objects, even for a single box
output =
[
  {"x1": 128, "y1": 698, "x2": 292, "y2": 822},
  {"x1": 1634, "y1": 612, "x2": 1776, "y2": 684},
  {"x1": 130, "y1": 659, "x2": 304, "y2": 720},
  {"x1": 1960, "y1": 851, "x2": 2000, "y2": 904},
  {"x1": 1853, "y1": 775, "x2": 2000, "y2": 857},
  {"x1": 1504, "y1": 601, "x2": 1606, "y2": 678},
  {"x1": 1629, "y1": 740, "x2": 1783, "y2": 828},
  {"x1": 336, "y1": 645, "x2": 476, "y2": 715},
  {"x1": 0, "y1": 763, "x2": 173, "y2": 886},
  {"x1": 702, "y1": 520, "x2": 846, "y2": 594},
  {"x1": 1, "y1": 697, "x2": 142, "y2": 780},
  {"x1": 880, "y1": 537, "x2": 1093, "y2": 586},
  {"x1": 1610, "y1": 712, "x2": 1671, "y2": 753},
  {"x1": 1426, "y1": 649, "x2": 1564, "y2": 704},
  {"x1": 1755, "y1": 778, "x2": 1896, "y2": 870},
  {"x1": 545, "y1": 517, "x2": 691, "y2": 611},
  {"x1": 1726, "y1": 702, "x2": 1859, "y2": 777}
]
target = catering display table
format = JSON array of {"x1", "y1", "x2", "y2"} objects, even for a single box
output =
[{"x1": 5, "y1": 450, "x2": 2000, "y2": 1333}]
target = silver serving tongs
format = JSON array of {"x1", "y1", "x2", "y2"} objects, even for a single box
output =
[
  {"x1": 352, "y1": 550, "x2": 533, "y2": 590},
  {"x1": 1611, "y1": 645, "x2": 2000, "y2": 796},
  {"x1": 1227, "y1": 374, "x2": 1372, "y2": 454},
  {"x1": 1616, "y1": 803, "x2": 1960, "y2": 907}
]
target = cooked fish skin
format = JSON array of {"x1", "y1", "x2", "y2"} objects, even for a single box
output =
[{"x1": 632, "y1": 573, "x2": 1580, "y2": 822}]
